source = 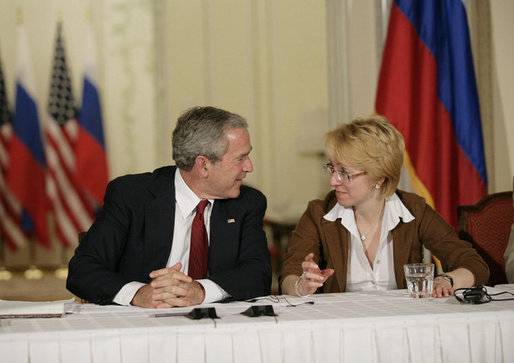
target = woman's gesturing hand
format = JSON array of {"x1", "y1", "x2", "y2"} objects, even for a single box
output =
[{"x1": 295, "y1": 253, "x2": 335, "y2": 297}]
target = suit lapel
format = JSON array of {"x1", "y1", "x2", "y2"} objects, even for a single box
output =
[
  {"x1": 322, "y1": 218, "x2": 348, "y2": 292},
  {"x1": 143, "y1": 167, "x2": 176, "y2": 274},
  {"x1": 209, "y1": 200, "x2": 239, "y2": 271}
]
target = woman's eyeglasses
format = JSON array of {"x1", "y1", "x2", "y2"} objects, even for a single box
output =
[{"x1": 323, "y1": 163, "x2": 367, "y2": 184}]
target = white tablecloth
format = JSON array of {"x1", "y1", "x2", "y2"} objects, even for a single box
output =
[{"x1": 1, "y1": 287, "x2": 514, "y2": 363}]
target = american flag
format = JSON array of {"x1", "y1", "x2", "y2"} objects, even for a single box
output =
[
  {"x1": 0, "y1": 53, "x2": 26, "y2": 250},
  {"x1": 45, "y1": 22, "x2": 93, "y2": 247}
]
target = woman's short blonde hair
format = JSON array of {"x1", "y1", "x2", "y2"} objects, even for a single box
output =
[{"x1": 325, "y1": 114, "x2": 405, "y2": 197}]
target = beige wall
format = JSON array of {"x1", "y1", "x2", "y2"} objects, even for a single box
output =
[
  {"x1": 0, "y1": 0, "x2": 512, "y2": 265},
  {"x1": 160, "y1": 0, "x2": 330, "y2": 221},
  {"x1": 489, "y1": 0, "x2": 514, "y2": 191}
]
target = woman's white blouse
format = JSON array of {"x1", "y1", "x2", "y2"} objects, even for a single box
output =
[{"x1": 323, "y1": 193, "x2": 415, "y2": 292}]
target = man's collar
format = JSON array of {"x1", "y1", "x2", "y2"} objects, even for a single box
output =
[{"x1": 175, "y1": 169, "x2": 213, "y2": 218}]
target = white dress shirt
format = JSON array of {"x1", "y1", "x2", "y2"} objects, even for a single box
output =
[
  {"x1": 113, "y1": 169, "x2": 229, "y2": 305},
  {"x1": 323, "y1": 193, "x2": 415, "y2": 292}
]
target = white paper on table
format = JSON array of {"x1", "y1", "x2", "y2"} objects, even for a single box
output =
[{"x1": 0, "y1": 298, "x2": 75, "y2": 317}]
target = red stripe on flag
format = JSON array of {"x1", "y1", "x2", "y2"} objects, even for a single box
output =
[
  {"x1": 0, "y1": 124, "x2": 27, "y2": 250},
  {"x1": 75, "y1": 127, "x2": 108, "y2": 204},
  {"x1": 7, "y1": 136, "x2": 49, "y2": 248},
  {"x1": 46, "y1": 119, "x2": 94, "y2": 247}
]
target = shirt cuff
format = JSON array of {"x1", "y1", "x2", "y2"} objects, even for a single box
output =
[
  {"x1": 197, "y1": 279, "x2": 230, "y2": 303},
  {"x1": 113, "y1": 281, "x2": 146, "y2": 306}
]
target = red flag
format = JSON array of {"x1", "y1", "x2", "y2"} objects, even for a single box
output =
[{"x1": 45, "y1": 22, "x2": 93, "y2": 247}]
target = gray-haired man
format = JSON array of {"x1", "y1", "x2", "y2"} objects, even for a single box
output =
[{"x1": 67, "y1": 106, "x2": 271, "y2": 307}]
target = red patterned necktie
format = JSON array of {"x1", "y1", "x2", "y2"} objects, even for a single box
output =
[{"x1": 188, "y1": 199, "x2": 210, "y2": 279}]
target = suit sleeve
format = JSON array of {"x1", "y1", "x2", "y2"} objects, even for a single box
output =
[
  {"x1": 66, "y1": 179, "x2": 135, "y2": 304},
  {"x1": 207, "y1": 189, "x2": 272, "y2": 300}
]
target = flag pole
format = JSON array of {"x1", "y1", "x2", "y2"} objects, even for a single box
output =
[{"x1": 18, "y1": 7, "x2": 43, "y2": 281}]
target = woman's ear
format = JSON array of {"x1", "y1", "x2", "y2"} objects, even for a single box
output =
[{"x1": 374, "y1": 177, "x2": 386, "y2": 190}]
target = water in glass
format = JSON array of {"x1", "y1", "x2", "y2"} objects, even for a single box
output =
[{"x1": 404, "y1": 263, "x2": 434, "y2": 298}]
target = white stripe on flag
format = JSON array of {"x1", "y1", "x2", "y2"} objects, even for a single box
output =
[
  {"x1": 45, "y1": 175, "x2": 81, "y2": 245},
  {"x1": 46, "y1": 116, "x2": 76, "y2": 170},
  {"x1": 0, "y1": 209, "x2": 26, "y2": 248},
  {"x1": 0, "y1": 124, "x2": 11, "y2": 165},
  {"x1": 0, "y1": 171, "x2": 23, "y2": 216},
  {"x1": 0, "y1": 124, "x2": 25, "y2": 249},
  {"x1": 46, "y1": 138, "x2": 92, "y2": 230}
]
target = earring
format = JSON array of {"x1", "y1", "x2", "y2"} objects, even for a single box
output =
[{"x1": 375, "y1": 184, "x2": 381, "y2": 190}]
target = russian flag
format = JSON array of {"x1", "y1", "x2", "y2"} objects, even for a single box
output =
[
  {"x1": 376, "y1": 0, "x2": 487, "y2": 229},
  {"x1": 75, "y1": 23, "x2": 108, "y2": 206},
  {"x1": 7, "y1": 25, "x2": 49, "y2": 248},
  {"x1": 0, "y1": 51, "x2": 28, "y2": 251}
]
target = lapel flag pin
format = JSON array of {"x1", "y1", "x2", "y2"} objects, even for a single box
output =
[{"x1": 227, "y1": 218, "x2": 235, "y2": 223}]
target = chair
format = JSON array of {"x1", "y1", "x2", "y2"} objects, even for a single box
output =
[
  {"x1": 457, "y1": 191, "x2": 514, "y2": 286},
  {"x1": 263, "y1": 219, "x2": 296, "y2": 295}
]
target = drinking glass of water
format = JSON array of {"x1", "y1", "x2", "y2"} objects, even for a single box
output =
[{"x1": 403, "y1": 263, "x2": 434, "y2": 298}]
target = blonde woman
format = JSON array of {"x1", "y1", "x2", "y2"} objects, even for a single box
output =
[{"x1": 280, "y1": 115, "x2": 488, "y2": 298}]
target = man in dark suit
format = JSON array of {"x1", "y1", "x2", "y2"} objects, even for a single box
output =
[{"x1": 67, "y1": 106, "x2": 271, "y2": 308}]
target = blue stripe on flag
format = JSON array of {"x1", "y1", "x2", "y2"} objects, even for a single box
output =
[
  {"x1": 394, "y1": 0, "x2": 487, "y2": 185},
  {"x1": 21, "y1": 209, "x2": 34, "y2": 234},
  {"x1": 80, "y1": 77, "x2": 105, "y2": 147},
  {"x1": 13, "y1": 82, "x2": 46, "y2": 167}
]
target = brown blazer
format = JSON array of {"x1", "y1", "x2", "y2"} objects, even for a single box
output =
[{"x1": 280, "y1": 190, "x2": 489, "y2": 292}]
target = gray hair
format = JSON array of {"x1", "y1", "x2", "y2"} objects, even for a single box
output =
[{"x1": 172, "y1": 106, "x2": 248, "y2": 170}]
